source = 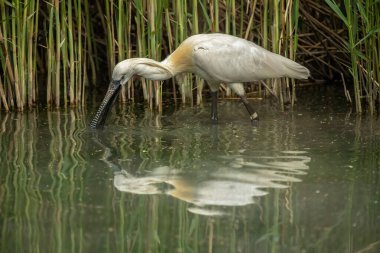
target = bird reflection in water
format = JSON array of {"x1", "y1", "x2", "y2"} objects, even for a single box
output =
[{"x1": 113, "y1": 152, "x2": 310, "y2": 216}]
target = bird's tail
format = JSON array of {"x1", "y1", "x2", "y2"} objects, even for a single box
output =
[{"x1": 279, "y1": 56, "x2": 310, "y2": 80}]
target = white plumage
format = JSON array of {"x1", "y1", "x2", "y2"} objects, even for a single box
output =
[
  {"x1": 91, "y1": 33, "x2": 310, "y2": 128},
  {"x1": 184, "y1": 34, "x2": 309, "y2": 82}
]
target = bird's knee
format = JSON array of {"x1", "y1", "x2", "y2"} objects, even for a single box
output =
[
  {"x1": 250, "y1": 112, "x2": 259, "y2": 121},
  {"x1": 228, "y1": 83, "x2": 245, "y2": 97}
]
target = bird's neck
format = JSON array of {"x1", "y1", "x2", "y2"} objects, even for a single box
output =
[
  {"x1": 132, "y1": 58, "x2": 174, "y2": 81},
  {"x1": 127, "y1": 41, "x2": 194, "y2": 80}
]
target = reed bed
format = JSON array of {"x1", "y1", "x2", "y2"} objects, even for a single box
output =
[
  {"x1": 300, "y1": 0, "x2": 379, "y2": 113},
  {"x1": 0, "y1": 0, "x2": 379, "y2": 113}
]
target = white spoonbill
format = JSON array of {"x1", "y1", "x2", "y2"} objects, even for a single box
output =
[{"x1": 90, "y1": 33, "x2": 310, "y2": 128}]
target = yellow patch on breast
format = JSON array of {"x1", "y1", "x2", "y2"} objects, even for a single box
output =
[{"x1": 166, "y1": 42, "x2": 194, "y2": 74}]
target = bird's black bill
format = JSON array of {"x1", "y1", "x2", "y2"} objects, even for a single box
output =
[{"x1": 90, "y1": 81, "x2": 121, "y2": 129}]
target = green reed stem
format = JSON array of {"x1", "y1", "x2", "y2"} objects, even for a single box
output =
[
  {"x1": 47, "y1": 3, "x2": 54, "y2": 107},
  {"x1": 66, "y1": 0, "x2": 73, "y2": 106},
  {"x1": 54, "y1": 0, "x2": 61, "y2": 108},
  {"x1": 11, "y1": 1, "x2": 22, "y2": 110},
  {"x1": 77, "y1": 0, "x2": 83, "y2": 105},
  {"x1": 345, "y1": 1, "x2": 361, "y2": 113}
]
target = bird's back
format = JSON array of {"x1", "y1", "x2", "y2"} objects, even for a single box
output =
[{"x1": 185, "y1": 33, "x2": 309, "y2": 83}]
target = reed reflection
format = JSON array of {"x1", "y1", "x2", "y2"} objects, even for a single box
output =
[{"x1": 0, "y1": 110, "x2": 87, "y2": 253}]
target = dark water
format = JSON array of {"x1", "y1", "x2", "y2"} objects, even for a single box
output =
[{"x1": 1, "y1": 91, "x2": 379, "y2": 253}]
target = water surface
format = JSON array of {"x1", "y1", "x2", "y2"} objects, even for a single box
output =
[{"x1": 1, "y1": 92, "x2": 379, "y2": 253}]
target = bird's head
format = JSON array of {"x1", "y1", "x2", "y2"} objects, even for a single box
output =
[
  {"x1": 90, "y1": 60, "x2": 135, "y2": 129},
  {"x1": 90, "y1": 58, "x2": 173, "y2": 129}
]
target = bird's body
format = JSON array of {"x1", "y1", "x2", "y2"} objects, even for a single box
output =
[
  {"x1": 167, "y1": 34, "x2": 309, "y2": 82},
  {"x1": 91, "y1": 33, "x2": 310, "y2": 128}
]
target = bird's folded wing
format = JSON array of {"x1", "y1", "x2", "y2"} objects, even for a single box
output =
[{"x1": 192, "y1": 37, "x2": 308, "y2": 82}]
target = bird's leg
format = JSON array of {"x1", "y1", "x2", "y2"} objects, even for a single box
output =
[
  {"x1": 228, "y1": 83, "x2": 259, "y2": 125},
  {"x1": 239, "y1": 95, "x2": 259, "y2": 125},
  {"x1": 211, "y1": 91, "x2": 218, "y2": 123}
]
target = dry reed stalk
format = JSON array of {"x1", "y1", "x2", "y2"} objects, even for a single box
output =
[{"x1": 0, "y1": 78, "x2": 9, "y2": 111}]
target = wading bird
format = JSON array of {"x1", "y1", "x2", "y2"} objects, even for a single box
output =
[{"x1": 90, "y1": 33, "x2": 310, "y2": 128}]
